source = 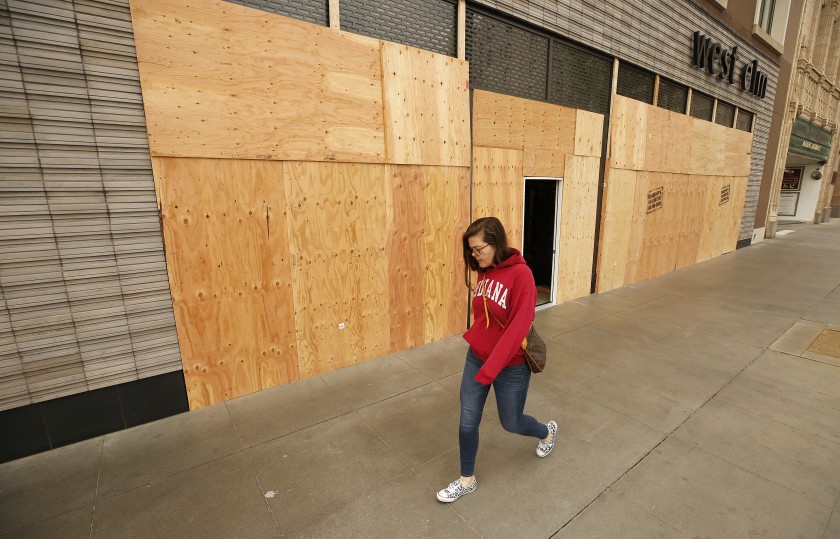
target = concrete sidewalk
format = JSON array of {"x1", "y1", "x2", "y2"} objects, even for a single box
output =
[{"x1": 2, "y1": 221, "x2": 840, "y2": 538}]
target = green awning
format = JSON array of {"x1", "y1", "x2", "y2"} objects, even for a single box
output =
[{"x1": 789, "y1": 117, "x2": 833, "y2": 161}]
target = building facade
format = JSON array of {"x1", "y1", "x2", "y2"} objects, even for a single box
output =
[
  {"x1": 765, "y1": 0, "x2": 840, "y2": 231},
  {"x1": 0, "y1": 0, "x2": 796, "y2": 462}
]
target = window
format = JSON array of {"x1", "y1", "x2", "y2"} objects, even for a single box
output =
[
  {"x1": 617, "y1": 62, "x2": 655, "y2": 104},
  {"x1": 657, "y1": 78, "x2": 688, "y2": 113},
  {"x1": 757, "y1": 0, "x2": 776, "y2": 33},
  {"x1": 466, "y1": 9, "x2": 549, "y2": 101},
  {"x1": 715, "y1": 101, "x2": 736, "y2": 127},
  {"x1": 690, "y1": 91, "x2": 714, "y2": 121},
  {"x1": 753, "y1": 0, "x2": 791, "y2": 53},
  {"x1": 736, "y1": 109, "x2": 754, "y2": 132},
  {"x1": 549, "y1": 40, "x2": 612, "y2": 115}
]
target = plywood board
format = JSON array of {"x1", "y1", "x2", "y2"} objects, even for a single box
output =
[
  {"x1": 174, "y1": 292, "x2": 297, "y2": 409},
  {"x1": 721, "y1": 175, "x2": 749, "y2": 254},
  {"x1": 696, "y1": 176, "x2": 730, "y2": 263},
  {"x1": 421, "y1": 166, "x2": 471, "y2": 342},
  {"x1": 609, "y1": 96, "x2": 646, "y2": 171},
  {"x1": 386, "y1": 165, "x2": 469, "y2": 352},
  {"x1": 387, "y1": 165, "x2": 426, "y2": 352},
  {"x1": 131, "y1": 0, "x2": 386, "y2": 162},
  {"x1": 636, "y1": 172, "x2": 681, "y2": 281},
  {"x1": 604, "y1": 96, "x2": 754, "y2": 289},
  {"x1": 154, "y1": 157, "x2": 298, "y2": 410},
  {"x1": 690, "y1": 119, "x2": 752, "y2": 177},
  {"x1": 556, "y1": 155, "x2": 599, "y2": 303},
  {"x1": 623, "y1": 171, "x2": 650, "y2": 283},
  {"x1": 471, "y1": 146, "x2": 525, "y2": 249},
  {"x1": 284, "y1": 162, "x2": 390, "y2": 377},
  {"x1": 596, "y1": 167, "x2": 637, "y2": 293},
  {"x1": 472, "y1": 90, "x2": 524, "y2": 150},
  {"x1": 673, "y1": 175, "x2": 708, "y2": 270},
  {"x1": 472, "y1": 89, "x2": 583, "y2": 178},
  {"x1": 724, "y1": 129, "x2": 754, "y2": 177},
  {"x1": 523, "y1": 99, "x2": 576, "y2": 177},
  {"x1": 381, "y1": 43, "x2": 470, "y2": 167},
  {"x1": 643, "y1": 106, "x2": 692, "y2": 174},
  {"x1": 574, "y1": 109, "x2": 605, "y2": 157}
]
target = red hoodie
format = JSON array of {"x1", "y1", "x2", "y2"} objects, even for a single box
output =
[{"x1": 464, "y1": 248, "x2": 536, "y2": 385}]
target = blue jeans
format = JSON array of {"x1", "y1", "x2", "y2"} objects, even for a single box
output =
[{"x1": 459, "y1": 348, "x2": 548, "y2": 477}]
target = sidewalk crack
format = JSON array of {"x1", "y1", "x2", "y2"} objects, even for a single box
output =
[{"x1": 89, "y1": 438, "x2": 105, "y2": 539}]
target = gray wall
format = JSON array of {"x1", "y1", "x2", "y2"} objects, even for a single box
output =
[
  {"x1": 0, "y1": 0, "x2": 181, "y2": 411},
  {"x1": 472, "y1": 0, "x2": 780, "y2": 241}
]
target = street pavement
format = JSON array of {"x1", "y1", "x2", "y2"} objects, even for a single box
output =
[{"x1": 2, "y1": 220, "x2": 840, "y2": 538}]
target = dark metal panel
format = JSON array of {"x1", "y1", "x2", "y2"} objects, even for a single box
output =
[
  {"x1": 549, "y1": 40, "x2": 612, "y2": 115},
  {"x1": 715, "y1": 100, "x2": 736, "y2": 127},
  {"x1": 617, "y1": 62, "x2": 655, "y2": 104},
  {"x1": 658, "y1": 78, "x2": 689, "y2": 113},
  {"x1": 466, "y1": 7, "x2": 549, "y2": 101},
  {"x1": 341, "y1": 0, "x2": 457, "y2": 56},
  {"x1": 224, "y1": 0, "x2": 328, "y2": 26},
  {"x1": 690, "y1": 91, "x2": 714, "y2": 121}
]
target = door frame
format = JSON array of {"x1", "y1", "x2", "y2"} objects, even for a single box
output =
[{"x1": 523, "y1": 176, "x2": 563, "y2": 310}]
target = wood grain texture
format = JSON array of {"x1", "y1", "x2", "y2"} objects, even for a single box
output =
[
  {"x1": 557, "y1": 155, "x2": 600, "y2": 302},
  {"x1": 636, "y1": 172, "x2": 680, "y2": 281},
  {"x1": 471, "y1": 90, "x2": 523, "y2": 150},
  {"x1": 381, "y1": 42, "x2": 470, "y2": 166},
  {"x1": 644, "y1": 106, "x2": 692, "y2": 174},
  {"x1": 386, "y1": 165, "x2": 469, "y2": 352},
  {"x1": 597, "y1": 97, "x2": 753, "y2": 292},
  {"x1": 690, "y1": 119, "x2": 752, "y2": 177},
  {"x1": 387, "y1": 166, "x2": 426, "y2": 352},
  {"x1": 609, "y1": 96, "x2": 646, "y2": 170},
  {"x1": 595, "y1": 168, "x2": 636, "y2": 293},
  {"x1": 421, "y1": 166, "x2": 470, "y2": 342},
  {"x1": 696, "y1": 176, "x2": 730, "y2": 263},
  {"x1": 154, "y1": 157, "x2": 298, "y2": 410},
  {"x1": 284, "y1": 162, "x2": 390, "y2": 377},
  {"x1": 722, "y1": 176, "x2": 748, "y2": 254},
  {"x1": 574, "y1": 109, "x2": 605, "y2": 157},
  {"x1": 522, "y1": 99, "x2": 576, "y2": 177},
  {"x1": 472, "y1": 90, "x2": 579, "y2": 178},
  {"x1": 673, "y1": 175, "x2": 708, "y2": 270},
  {"x1": 471, "y1": 90, "x2": 604, "y2": 303},
  {"x1": 623, "y1": 170, "x2": 650, "y2": 284},
  {"x1": 130, "y1": 0, "x2": 385, "y2": 162},
  {"x1": 471, "y1": 146, "x2": 525, "y2": 249}
]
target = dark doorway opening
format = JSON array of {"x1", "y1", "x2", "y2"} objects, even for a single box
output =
[{"x1": 523, "y1": 179, "x2": 559, "y2": 307}]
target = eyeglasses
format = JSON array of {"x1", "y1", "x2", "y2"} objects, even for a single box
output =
[{"x1": 469, "y1": 243, "x2": 490, "y2": 257}]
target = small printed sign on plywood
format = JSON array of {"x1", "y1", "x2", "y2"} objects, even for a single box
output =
[{"x1": 647, "y1": 186, "x2": 663, "y2": 213}]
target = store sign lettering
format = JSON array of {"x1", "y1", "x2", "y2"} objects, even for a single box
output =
[
  {"x1": 692, "y1": 31, "x2": 768, "y2": 99},
  {"x1": 802, "y1": 140, "x2": 821, "y2": 151}
]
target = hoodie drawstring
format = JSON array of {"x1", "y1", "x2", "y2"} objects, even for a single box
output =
[{"x1": 480, "y1": 274, "x2": 490, "y2": 329}]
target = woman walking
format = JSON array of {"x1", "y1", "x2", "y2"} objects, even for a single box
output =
[{"x1": 437, "y1": 217, "x2": 556, "y2": 503}]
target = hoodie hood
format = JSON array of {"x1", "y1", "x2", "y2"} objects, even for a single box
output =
[{"x1": 487, "y1": 248, "x2": 526, "y2": 271}]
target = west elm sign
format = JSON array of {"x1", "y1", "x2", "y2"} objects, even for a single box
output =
[{"x1": 692, "y1": 31, "x2": 768, "y2": 99}]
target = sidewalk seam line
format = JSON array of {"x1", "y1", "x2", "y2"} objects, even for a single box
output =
[
  {"x1": 89, "y1": 438, "x2": 104, "y2": 538},
  {"x1": 362, "y1": 421, "x2": 485, "y2": 539},
  {"x1": 552, "y1": 349, "x2": 764, "y2": 536}
]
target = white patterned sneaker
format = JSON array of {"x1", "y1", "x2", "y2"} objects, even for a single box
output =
[
  {"x1": 536, "y1": 420, "x2": 557, "y2": 458},
  {"x1": 436, "y1": 478, "x2": 477, "y2": 503}
]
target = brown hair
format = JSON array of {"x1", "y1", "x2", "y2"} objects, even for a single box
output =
[{"x1": 462, "y1": 216, "x2": 512, "y2": 288}]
